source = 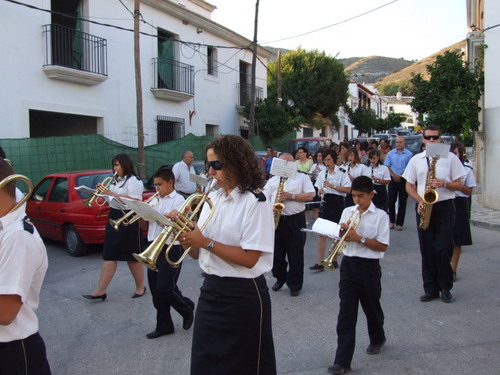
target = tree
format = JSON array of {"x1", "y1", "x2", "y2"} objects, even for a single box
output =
[
  {"x1": 347, "y1": 106, "x2": 379, "y2": 136},
  {"x1": 382, "y1": 112, "x2": 407, "y2": 130},
  {"x1": 267, "y1": 48, "x2": 349, "y2": 125},
  {"x1": 410, "y1": 50, "x2": 483, "y2": 136},
  {"x1": 244, "y1": 98, "x2": 304, "y2": 142}
]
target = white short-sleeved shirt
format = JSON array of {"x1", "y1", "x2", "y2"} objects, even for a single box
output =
[
  {"x1": 0, "y1": 206, "x2": 48, "y2": 342},
  {"x1": 309, "y1": 163, "x2": 326, "y2": 180},
  {"x1": 264, "y1": 173, "x2": 315, "y2": 215},
  {"x1": 172, "y1": 161, "x2": 197, "y2": 194},
  {"x1": 369, "y1": 164, "x2": 391, "y2": 185},
  {"x1": 315, "y1": 166, "x2": 351, "y2": 197},
  {"x1": 347, "y1": 163, "x2": 371, "y2": 179},
  {"x1": 110, "y1": 175, "x2": 143, "y2": 200},
  {"x1": 402, "y1": 152, "x2": 466, "y2": 202},
  {"x1": 341, "y1": 203, "x2": 390, "y2": 260},
  {"x1": 197, "y1": 187, "x2": 274, "y2": 278},
  {"x1": 147, "y1": 190, "x2": 185, "y2": 242},
  {"x1": 456, "y1": 163, "x2": 476, "y2": 198}
]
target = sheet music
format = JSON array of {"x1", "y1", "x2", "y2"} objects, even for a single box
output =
[
  {"x1": 96, "y1": 194, "x2": 129, "y2": 210},
  {"x1": 270, "y1": 158, "x2": 297, "y2": 179},
  {"x1": 75, "y1": 185, "x2": 96, "y2": 195},
  {"x1": 190, "y1": 173, "x2": 209, "y2": 187},
  {"x1": 301, "y1": 218, "x2": 342, "y2": 239},
  {"x1": 425, "y1": 142, "x2": 450, "y2": 159},
  {"x1": 120, "y1": 197, "x2": 174, "y2": 227}
]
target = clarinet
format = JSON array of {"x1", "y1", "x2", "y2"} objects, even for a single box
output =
[{"x1": 320, "y1": 169, "x2": 328, "y2": 213}]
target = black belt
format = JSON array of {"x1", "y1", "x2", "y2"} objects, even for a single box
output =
[{"x1": 280, "y1": 211, "x2": 305, "y2": 220}]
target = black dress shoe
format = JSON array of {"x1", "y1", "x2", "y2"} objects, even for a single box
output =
[
  {"x1": 327, "y1": 363, "x2": 351, "y2": 374},
  {"x1": 132, "y1": 287, "x2": 147, "y2": 299},
  {"x1": 441, "y1": 290, "x2": 452, "y2": 303},
  {"x1": 420, "y1": 292, "x2": 439, "y2": 302},
  {"x1": 82, "y1": 293, "x2": 107, "y2": 301},
  {"x1": 366, "y1": 337, "x2": 386, "y2": 354},
  {"x1": 271, "y1": 281, "x2": 284, "y2": 291},
  {"x1": 183, "y1": 310, "x2": 194, "y2": 330},
  {"x1": 290, "y1": 290, "x2": 300, "y2": 297},
  {"x1": 309, "y1": 263, "x2": 324, "y2": 271},
  {"x1": 332, "y1": 260, "x2": 339, "y2": 269},
  {"x1": 146, "y1": 330, "x2": 173, "y2": 339}
]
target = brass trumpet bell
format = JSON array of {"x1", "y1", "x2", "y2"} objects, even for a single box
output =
[
  {"x1": 83, "y1": 173, "x2": 117, "y2": 208},
  {"x1": 109, "y1": 192, "x2": 160, "y2": 231}
]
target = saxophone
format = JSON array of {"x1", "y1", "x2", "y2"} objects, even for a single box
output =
[
  {"x1": 419, "y1": 157, "x2": 439, "y2": 230},
  {"x1": 273, "y1": 177, "x2": 286, "y2": 229}
]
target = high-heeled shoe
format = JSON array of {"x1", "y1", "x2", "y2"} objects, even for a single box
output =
[
  {"x1": 132, "y1": 287, "x2": 147, "y2": 299},
  {"x1": 82, "y1": 293, "x2": 107, "y2": 301}
]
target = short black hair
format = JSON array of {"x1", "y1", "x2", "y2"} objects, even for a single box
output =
[
  {"x1": 0, "y1": 158, "x2": 16, "y2": 198},
  {"x1": 322, "y1": 149, "x2": 338, "y2": 163},
  {"x1": 351, "y1": 175, "x2": 373, "y2": 194},
  {"x1": 153, "y1": 168, "x2": 175, "y2": 183},
  {"x1": 0, "y1": 146, "x2": 6, "y2": 159}
]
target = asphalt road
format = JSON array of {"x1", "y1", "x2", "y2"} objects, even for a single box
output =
[{"x1": 38, "y1": 201, "x2": 500, "y2": 375}]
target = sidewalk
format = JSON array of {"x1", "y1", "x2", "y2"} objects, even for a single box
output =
[{"x1": 470, "y1": 189, "x2": 500, "y2": 231}]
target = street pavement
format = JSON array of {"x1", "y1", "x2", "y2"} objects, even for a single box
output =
[{"x1": 38, "y1": 197, "x2": 500, "y2": 375}]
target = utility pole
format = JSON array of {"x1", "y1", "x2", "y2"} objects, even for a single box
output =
[
  {"x1": 134, "y1": 0, "x2": 146, "y2": 178},
  {"x1": 277, "y1": 49, "x2": 282, "y2": 105},
  {"x1": 248, "y1": 0, "x2": 260, "y2": 138}
]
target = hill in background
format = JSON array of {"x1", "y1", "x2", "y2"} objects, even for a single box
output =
[{"x1": 342, "y1": 56, "x2": 415, "y2": 84}]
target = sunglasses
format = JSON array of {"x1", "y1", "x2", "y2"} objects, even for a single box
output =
[
  {"x1": 423, "y1": 135, "x2": 440, "y2": 140},
  {"x1": 207, "y1": 160, "x2": 223, "y2": 170}
]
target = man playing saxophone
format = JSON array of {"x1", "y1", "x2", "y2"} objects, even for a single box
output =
[
  {"x1": 327, "y1": 176, "x2": 390, "y2": 375},
  {"x1": 264, "y1": 153, "x2": 315, "y2": 297},
  {"x1": 402, "y1": 125, "x2": 465, "y2": 304}
]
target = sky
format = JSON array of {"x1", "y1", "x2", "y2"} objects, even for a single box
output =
[{"x1": 210, "y1": 0, "x2": 467, "y2": 61}]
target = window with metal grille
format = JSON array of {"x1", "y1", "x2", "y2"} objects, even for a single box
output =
[
  {"x1": 303, "y1": 128, "x2": 313, "y2": 137},
  {"x1": 206, "y1": 124, "x2": 219, "y2": 137},
  {"x1": 157, "y1": 116, "x2": 185, "y2": 143}
]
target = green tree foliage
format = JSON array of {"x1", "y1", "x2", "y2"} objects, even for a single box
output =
[
  {"x1": 244, "y1": 98, "x2": 304, "y2": 142},
  {"x1": 267, "y1": 48, "x2": 350, "y2": 123},
  {"x1": 376, "y1": 80, "x2": 415, "y2": 96},
  {"x1": 347, "y1": 106, "x2": 379, "y2": 135},
  {"x1": 382, "y1": 112, "x2": 407, "y2": 130},
  {"x1": 410, "y1": 51, "x2": 483, "y2": 136}
]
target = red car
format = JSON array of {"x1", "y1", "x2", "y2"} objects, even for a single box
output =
[{"x1": 25, "y1": 170, "x2": 148, "y2": 257}]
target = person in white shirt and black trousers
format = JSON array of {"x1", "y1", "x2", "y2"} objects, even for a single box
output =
[
  {"x1": 0, "y1": 159, "x2": 52, "y2": 375},
  {"x1": 141, "y1": 168, "x2": 195, "y2": 339},
  {"x1": 172, "y1": 150, "x2": 197, "y2": 198},
  {"x1": 327, "y1": 176, "x2": 390, "y2": 375},
  {"x1": 264, "y1": 153, "x2": 315, "y2": 297},
  {"x1": 402, "y1": 126, "x2": 465, "y2": 303}
]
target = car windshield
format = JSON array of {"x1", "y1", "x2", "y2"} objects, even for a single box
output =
[{"x1": 76, "y1": 173, "x2": 114, "y2": 199}]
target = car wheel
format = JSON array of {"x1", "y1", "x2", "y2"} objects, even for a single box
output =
[{"x1": 64, "y1": 224, "x2": 87, "y2": 257}]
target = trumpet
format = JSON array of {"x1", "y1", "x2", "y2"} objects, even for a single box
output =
[
  {"x1": 0, "y1": 174, "x2": 33, "y2": 214},
  {"x1": 83, "y1": 173, "x2": 117, "y2": 208},
  {"x1": 321, "y1": 206, "x2": 361, "y2": 270},
  {"x1": 133, "y1": 178, "x2": 217, "y2": 271},
  {"x1": 109, "y1": 192, "x2": 160, "y2": 231}
]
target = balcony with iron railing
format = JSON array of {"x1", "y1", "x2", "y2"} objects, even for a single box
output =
[
  {"x1": 42, "y1": 24, "x2": 108, "y2": 85},
  {"x1": 151, "y1": 57, "x2": 194, "y2": 102},
  {"x1": 236, "y1": 83, "x2": 263, "y2": 112}
]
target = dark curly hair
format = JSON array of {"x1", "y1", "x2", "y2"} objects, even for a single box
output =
[{"x1": 207, "y1": 135, "x2": 263, "y2": 191}]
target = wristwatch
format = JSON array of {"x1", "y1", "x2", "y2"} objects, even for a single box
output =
[
  {"x1": 359, "y1": 236, "x2": 366, "y2": 245},
  {"x1": 206, "y1": 240, "x2": 215, "y2": 252}
]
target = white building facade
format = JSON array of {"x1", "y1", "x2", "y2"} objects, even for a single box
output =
[
  {"x1": 0, "y1": 0, "x2": 272, "y2": 146},
  {"x1": 466, "y1": 0, "x2": 500, "y2": 209}
]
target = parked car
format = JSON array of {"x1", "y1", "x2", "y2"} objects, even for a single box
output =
[
  {"x1": 26, "y1": 170, "x2": 152, "y2": 257},
  {"x1": 283, "y1": 137, "x2": 333, "y2": 154}
]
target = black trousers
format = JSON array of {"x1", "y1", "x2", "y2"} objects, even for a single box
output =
[
  {"x1": 388, "y1": 178, "x2": 408, "y2": 226},
  {"x1": 373, "y1": 184, "x2": 388, "y2": 210},
  {"x1": 191, "y1": 274, "x2": 276, "y2": 375},
  {"x1": 272, "y1": 211, "x2": 306, "y2": 292},
  {"x1": 147, "y1": 244, "x2": 194, "y2": 333},
  {"x1": 0, "y1": 332, "x2": 51, "y2": 375},
  {"x1": 415, "y1": 200, "x2": 455, "y2": 294},
  {"x1": 334, "y1": 256, "x2": 385, "y2": 368}
]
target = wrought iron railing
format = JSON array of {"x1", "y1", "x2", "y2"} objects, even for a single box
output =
[
  {"x1": 236, "y1": 83, "x2": 263, "y2": 107},
  {"x1": 43, "y1": 24, "x2": 108, "y2": 76},
  {"x1": 152, "y1": 58, "x2": 194, "y2": 95}
]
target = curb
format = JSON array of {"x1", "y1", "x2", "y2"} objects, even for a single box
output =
[{"x1": 470, "y1": 219, "x2": 500, "y2": 232}]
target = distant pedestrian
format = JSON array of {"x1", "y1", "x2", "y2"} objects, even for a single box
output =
[{"x1": 172, "y1": 151, "x2": 196, "y2": 198}]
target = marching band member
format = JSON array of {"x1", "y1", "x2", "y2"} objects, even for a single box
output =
[
  {"x1": 264, "y1": 153, "x2": 315, "y2": 297},
  {"x1": 0, "y1": 159, "x2": 51, "y2": 374},
  {"x1": 83, "y1": 154, "x2": 146, "y2": 301},
  {"x1": 344, "y1": 147, "x2": 370, "y2": 207},
  {"x1": 143, "y1": 168, "x2": 194, "y2": 339},
  {"x1": 367, "y1": 149, "x2": 391, "y2": 210},
  {"x1": 309, "y1": 149, "x2": 351, "y2": 271},
  {"x1": 173, "y1": 135, "x2": 276, "y2": 375}
]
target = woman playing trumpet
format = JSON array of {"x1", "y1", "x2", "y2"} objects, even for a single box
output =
[
  {"x1": 83, "y1": 153, "x2": 146, "y2": 301},
  {"x1": 169, "y1": 135, "x2": 276, "y2": 375}
]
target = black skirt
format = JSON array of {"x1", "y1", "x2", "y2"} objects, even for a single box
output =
[
  {"x1": 453, "y1": 197, "x2": 473, "y2": 246},
  {"x1": 373, "y1": 185, "x2": 388, "y2": 210},
  {"x1": 103, "y1": 208, "x2": 143, "y2": 261},
  {"x1": 191, "y1": 274, "x2": 276, "y2": 375},
  {"x1": 319, "y1": 194, "x2": 345, "y2": 223}
]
